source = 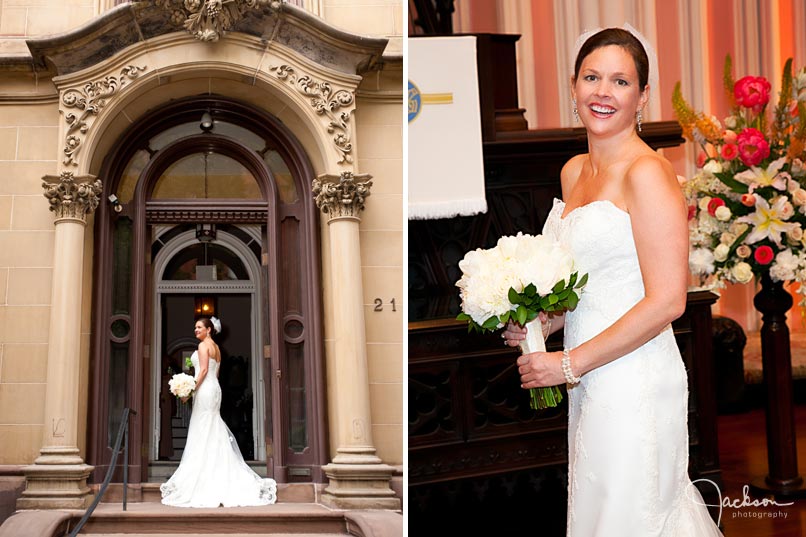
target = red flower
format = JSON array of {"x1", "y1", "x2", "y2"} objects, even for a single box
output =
[
  {"x1": 754, "y1": 245, "x2": 774, "y2": 265},
  {"x1": 734, "y1": 76, "x2": 772, "y2": 114},
  {"x1": 687, "y1": 204, "x2": 697, "y2": 221},
  {"x1": 707, "y1": 197, "x2": 725, "y2": 216},
  {"x1": 721, "y1": 143, "x2": 739, "y2": 161},
  {"x1": 737, "y1": 128, "x2": 770, "y2": 167}
]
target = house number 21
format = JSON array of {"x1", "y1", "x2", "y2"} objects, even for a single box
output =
[{"x1": 373, "y1": 298, "x2": 397, "y2": 312}]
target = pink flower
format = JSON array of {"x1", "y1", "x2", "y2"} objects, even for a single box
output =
[
  {"x1": 734, "y1": 76, "x2": 772, "y2": 114},
  {"x1": 707, "y1": 197, "x2": 725, "y2": 216},
  {"x1": 723, "y1": 130, "x2": 738, "y2": 144},
  {"x1": 697, "y1": 151, "x2": 707, "y2": 168},
  {"x1": 754, "y1": 245, "x2": 774, "y2": 265},
  {"x1": 721, "y1": 143, "x2": 739, "y2": 161},
  {"x1": 737, "y1": 128, "x2": 770, "y2": 166}
]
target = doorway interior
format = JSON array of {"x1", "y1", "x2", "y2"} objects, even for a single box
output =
[{"x1": 150, "y1": 226, "x2": 267, "y2": 477}]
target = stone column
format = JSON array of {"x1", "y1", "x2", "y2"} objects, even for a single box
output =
[
  {"x1": 17, "y1": 172, "x2": 102, "y2": 510},
  {"x1": 313, "y1": 172, "x2": 399, "y2": 510}
]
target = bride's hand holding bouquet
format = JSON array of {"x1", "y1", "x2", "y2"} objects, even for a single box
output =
[
  {"x1": 456, "y1": 232, "x2": 587, "y2": 409},
  {"x1": 168, "y1": 372, "x2": 196, "y2": 404}
]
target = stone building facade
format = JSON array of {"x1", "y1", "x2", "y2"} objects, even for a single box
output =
[{"x1": 0, "y1": 0, "x2": 402, "y2": 512}]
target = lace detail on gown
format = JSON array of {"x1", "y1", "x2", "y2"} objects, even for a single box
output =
[
  {"x1": 543, "y1": 199, "x2": 722, "y2": 537},
  {"x1": 160, "y1": 351, "x2": 277, "y2": 508}
]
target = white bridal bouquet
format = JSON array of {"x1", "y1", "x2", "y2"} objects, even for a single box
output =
[
  {"x1": 455, "y1": 232, "x2": 587, "y2": 409},
  {"x1": 168, "y1": 372, "x2": 196, "y2": 400}
]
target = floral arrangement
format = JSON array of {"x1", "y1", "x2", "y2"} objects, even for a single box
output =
[
  {"x1": 455, "y1": 232, "x2": 587, "y2": 409},
  {"x1": 673, "y1": 55, "x2": 806, "y2": 303},
  {"x1": 168, "y1": 372, "x2": 196, "y2": 400}
]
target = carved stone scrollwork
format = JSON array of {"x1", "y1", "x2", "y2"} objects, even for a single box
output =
[
  {"x1": 42, "y1": 172, "x2": 103, "y2": 224},
  {"x1": 269, "y1": 65, "x2": 355, "y2": 164},
  {"x1": 312, "y1": 172, "x2": 372, "y2": 220},
  {"x1": 62, "y1": 65, "x2": 147, "y2": 167},
  {"x1": 155, "y1": 0, "x2": 283, "y2": 42}
]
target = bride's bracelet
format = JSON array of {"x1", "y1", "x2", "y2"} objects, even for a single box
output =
[{"x1": 562, "y1": 349, "x2": 582, "y2": 385}]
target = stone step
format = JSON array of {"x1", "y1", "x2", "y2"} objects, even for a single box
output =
[
  {"x1": 97, "y1": 482, "x2": 318, "y2": 504},
  {"x1": 83, "y1": 532, "x2": 349, "y2": 537},
  {"x1": 147, "y1": 462, "x2": 268, "y2": 480},
  {"x1": 73, "y1": 503, "x2": 348, "y2": 535},
  {"x1": 1, "y1": 506, "x2": 402, "y2": 537}
]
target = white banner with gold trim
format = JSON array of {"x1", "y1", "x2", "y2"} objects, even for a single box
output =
[{"x1": 408, "y1": 36, "x2": 487, "y2": 220}]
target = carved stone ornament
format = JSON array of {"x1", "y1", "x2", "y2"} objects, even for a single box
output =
[
  {"x1": 62, "y1": 65, "x2": 147, "y2": 167},
  {"x1": 155, "y1": 0, "x2": 283, "y2": 42},
  {"x1": 269, "y1": 65, "x2": 355, "y2": 164},
  {"x1": 312, "y1": 172, "x2": 372, "y2": 220},
  {"x1": 42, "y1": 172, "x2": 103, "y2": 223}
]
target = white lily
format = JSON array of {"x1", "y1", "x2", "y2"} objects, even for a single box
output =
[
  {"x1": 737, "y1": 195, "x2": 799, "y2": 246},
  {"x1": 734, "y1": 157, "x2": 789, "y2": 190}
]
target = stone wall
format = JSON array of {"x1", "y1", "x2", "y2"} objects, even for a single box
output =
[{"x1": 0, "y1": 0, "x2": 403, "y2": 471}]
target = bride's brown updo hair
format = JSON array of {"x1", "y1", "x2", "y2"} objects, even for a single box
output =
[
  {"x1": 574, "y1": 28, "x2": 649, "y2": 90},
  {"x1": 198, "y1": 317, "x2": 217, "y2": 337}
]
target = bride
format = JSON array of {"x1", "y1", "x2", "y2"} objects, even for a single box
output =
[
  {"x1": 504, "y1": 28, "x2": 722, "y2": 536},
  {"x1": 161, "y1": 316, "x2": 277, "y2": 508}
]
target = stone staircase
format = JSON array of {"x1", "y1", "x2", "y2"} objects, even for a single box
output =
[{"x1": 0, "y1": 485, "x2": 403, "y2": 537}]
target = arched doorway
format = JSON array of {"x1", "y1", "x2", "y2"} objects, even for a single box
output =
[{"x1": 87, "y1": 97, "x2": 327, "y2": 485}]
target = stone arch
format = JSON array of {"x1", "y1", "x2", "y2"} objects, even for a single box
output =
[{"x1": 78, "y1": 49, "x2": 344, "y2": 178}]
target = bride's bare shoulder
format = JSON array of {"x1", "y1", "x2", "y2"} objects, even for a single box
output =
[
  {"x1": 561, "y1": 154, "x2": 587, "y2": 196},
  {"x1": 624, "y1": 152, "x2": 677, "y2": 186}
]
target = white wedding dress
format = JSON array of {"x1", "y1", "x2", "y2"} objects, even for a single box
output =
[
  {"x1": 161, "y1": 351, "x2": 277, "y2": 508},
  {"x1": 543, "y1": 199, "x2": 722, "y2": 537}
]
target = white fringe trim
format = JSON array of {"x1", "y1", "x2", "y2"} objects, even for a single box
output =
[{"x1": 408, "y1": 198, "x2": 488, "y2": 220}]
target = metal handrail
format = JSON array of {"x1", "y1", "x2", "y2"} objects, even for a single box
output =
[{"x1": 68, "y1": 407, "x2": 136, "y2": 537}]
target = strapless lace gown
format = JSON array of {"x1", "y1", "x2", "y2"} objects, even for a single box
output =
[
  {"x1": 161, "y1": 351, "x2": 277, "y2": 507},
  {"x1": 543, "y1": 199, "x2": 722, "y2": 536}
]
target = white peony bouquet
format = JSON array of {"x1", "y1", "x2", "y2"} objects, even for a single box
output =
[
  {"x1": 455, "y1": 232, "x2": 587, "y2": 409},
  {"x1": 168, "y1": 372, "x2": 196, "y2": 400}
]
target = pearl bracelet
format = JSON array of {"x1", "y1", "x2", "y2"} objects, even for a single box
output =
[{"x1": 561, "y1": 349, "x2": 582, "y2": 385}]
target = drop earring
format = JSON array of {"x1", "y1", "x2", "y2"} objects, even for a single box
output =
[
  {"x1": 636, "y1": 109, "x2": 643, "y2": 132},
  {"x1": 573, "y1": 98, "x2": 579, "y2": 123}
]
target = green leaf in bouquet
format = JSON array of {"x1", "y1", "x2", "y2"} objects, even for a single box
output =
[
  {"x1": 456, "y1": 312, "x2": 471, "y2": 322},
  {"x1": 713, "y1": 171, "x2": 749, "y2": 194},
  {"x1": 548, "y1": 294, "x2": 559, "y2": 305},
  {"x1": 526, "y1": 310, "x2": 539, "y2": 323},
  {"x1": 557, "y1": 288, "x2": 570, "y2": 301},
  {"x1": 508, "y1": 287, "x2": 521, "y2": 305},
  {"x1": 725, "y1": 225, "x2": 752, "y2": 260},
  {"x1": 568, "y1": 272, "x2": 578, "y2": 288},
  {"x1": 575, "y1": 273, "x2": 588, "y2": 289},
  {"x1": 567, "y1": 290, "x2": 579, "y2": 310},
  {"x1": 482, "y1": 316, "x2": 500, "y2": 330},
  {"x1": 552, "y1": 279, "x2": 565, "y2": 294},
  {"x1": 500, "y1": 310, "x2": 511, "y2": 324},
  {"x1": 516, "y1": 305, "x2": 527, "y2": 325},
  {"x1": 539, "y1": 296, "x2": 551, "y2": 310},
  {"x1": 524, "y1": 283, "x2": 536, "y2": 297}
]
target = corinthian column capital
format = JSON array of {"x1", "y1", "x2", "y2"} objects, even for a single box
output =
[
  {"x1": 312, "y1": 172, "x2": 372, "y2": 222},
  {"x1": 42, "y1": 172, "x2": 103, "y2": 224}
]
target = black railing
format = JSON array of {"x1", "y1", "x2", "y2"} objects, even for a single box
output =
[{"x1": 68, "y1": 407, "x2": 136, "y2": 537}]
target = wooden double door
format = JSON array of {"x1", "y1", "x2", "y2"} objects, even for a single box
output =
[{"x1": 86, "y1": 97, "x2": 328, "y2": 485}]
